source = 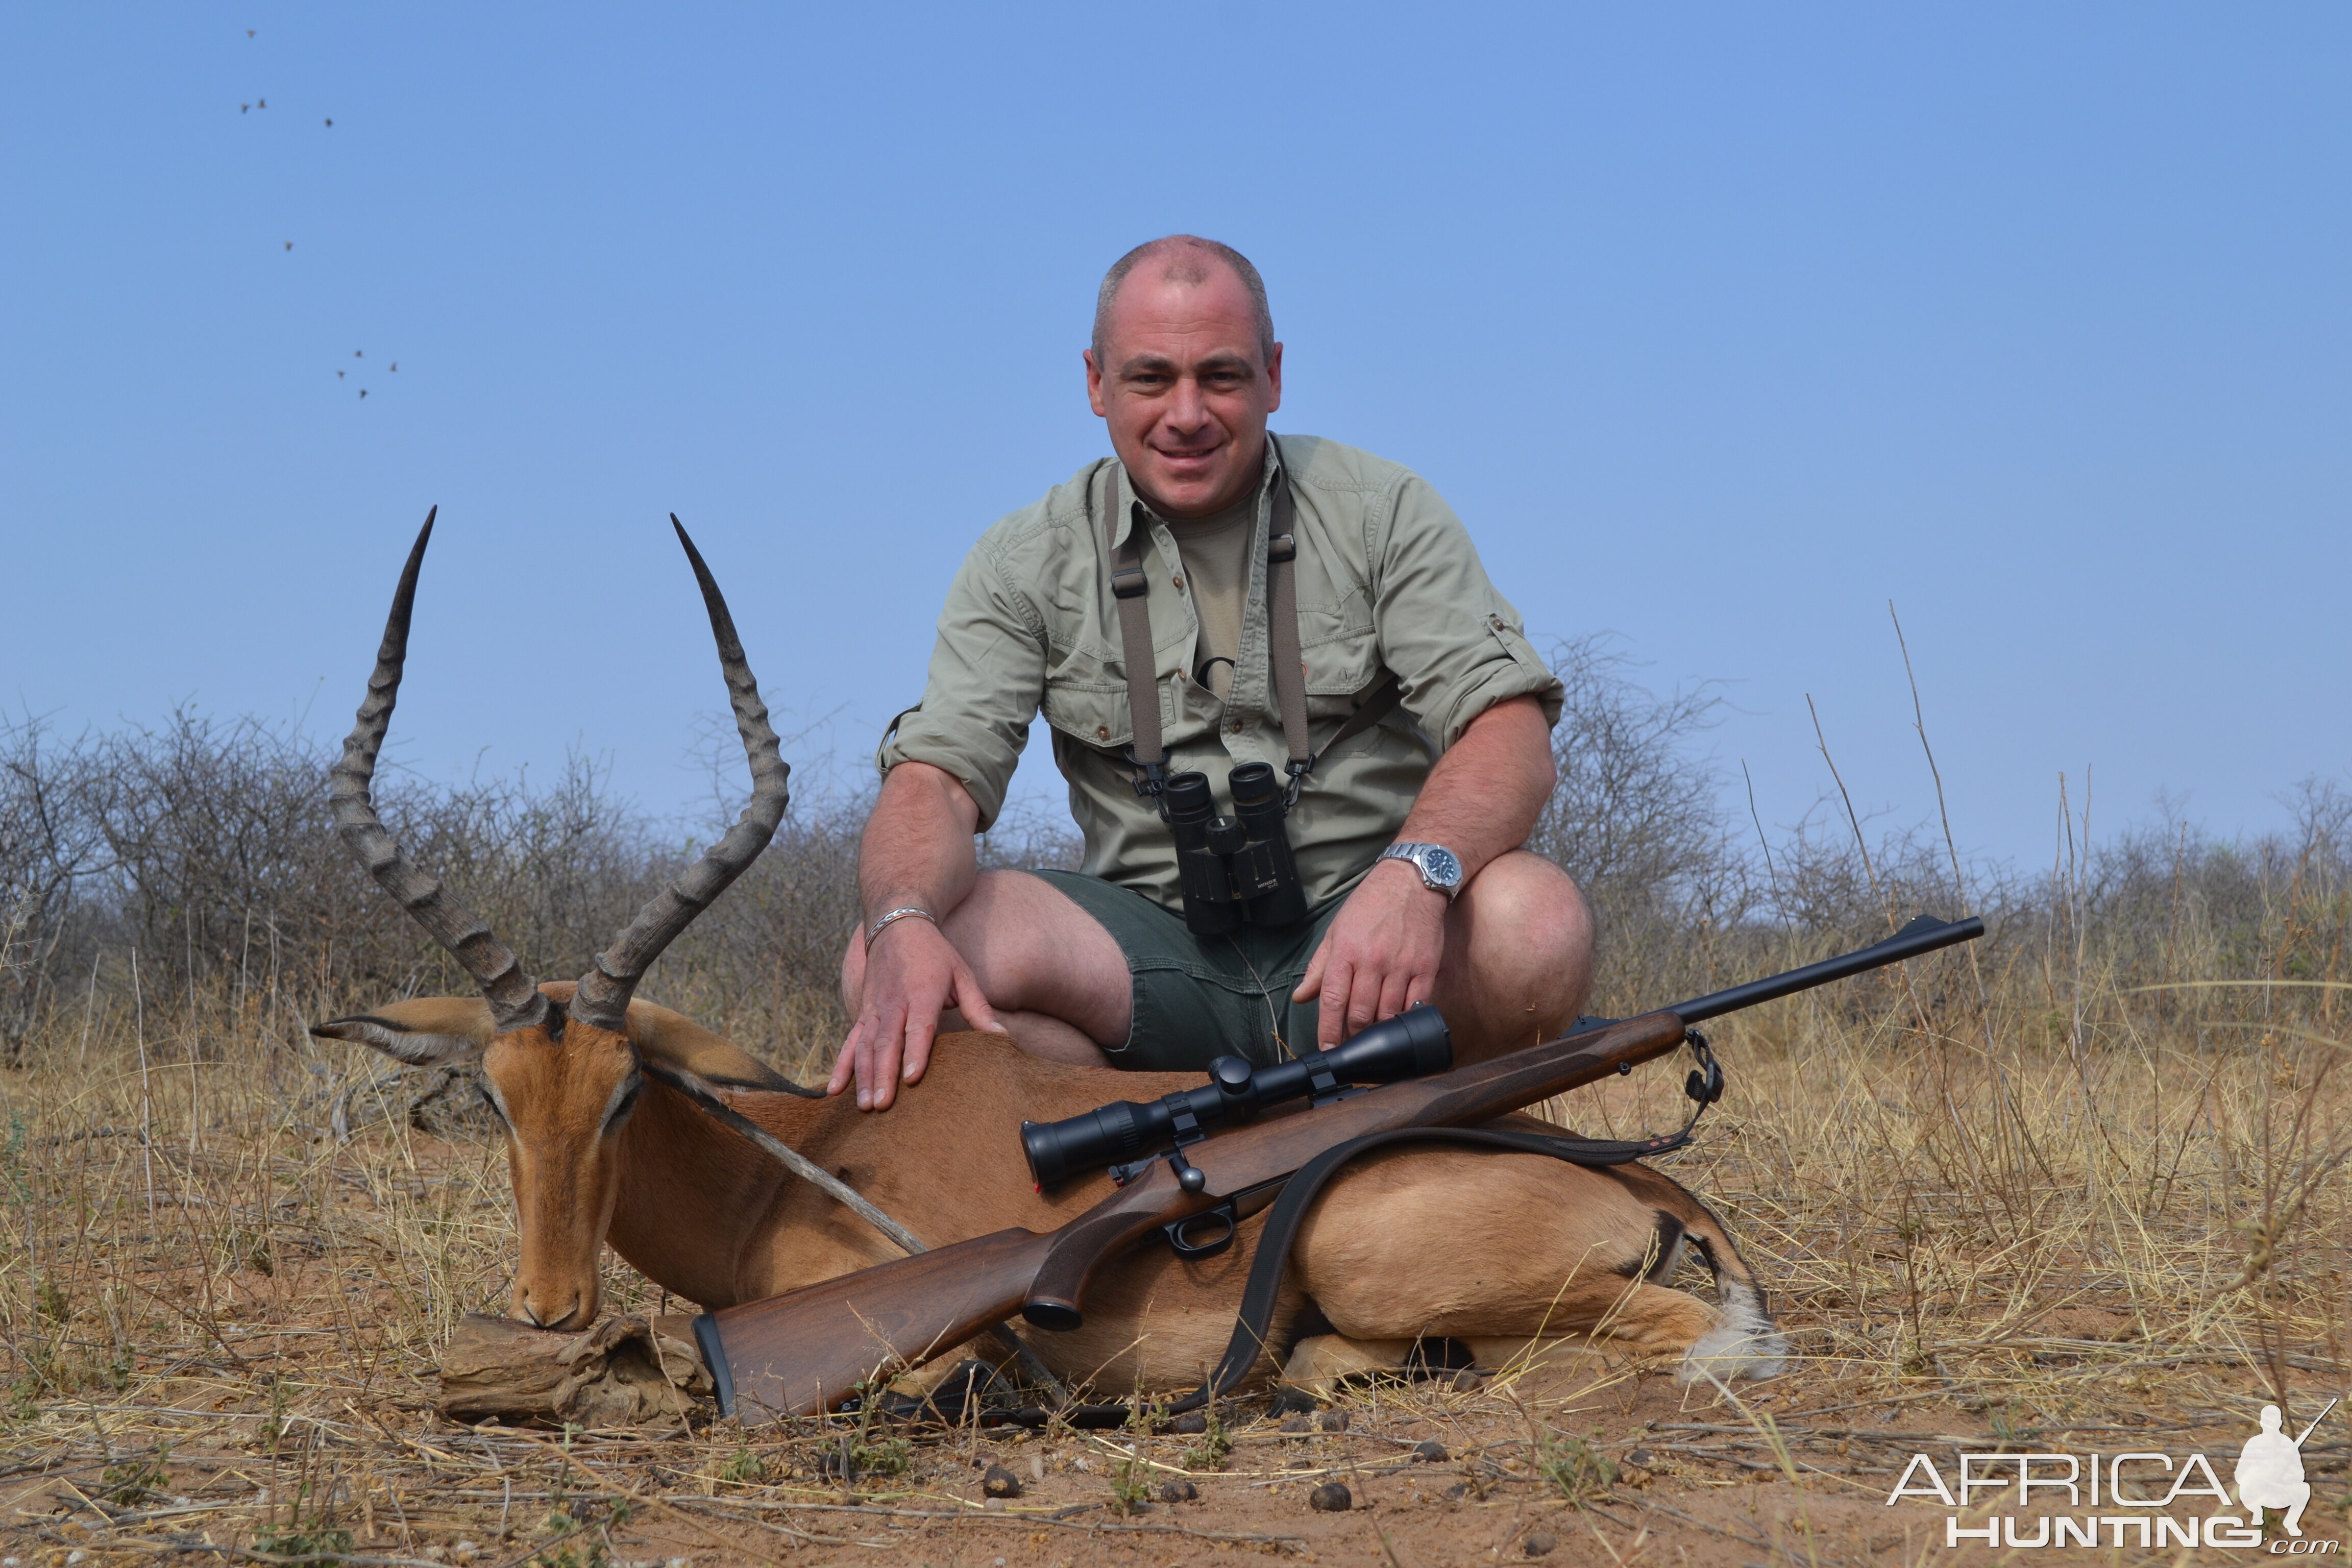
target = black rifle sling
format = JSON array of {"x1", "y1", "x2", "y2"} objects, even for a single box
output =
[
  {"x1": 968, "y1": 1070, "x2": 1718, "y2": 1430},
  {"x1": 1158, "y1": 1116, "x2": 1711, "y2": 1416},
  {"x1": 1103, "y1": 443, "x2": 1401, "y2": 806}
]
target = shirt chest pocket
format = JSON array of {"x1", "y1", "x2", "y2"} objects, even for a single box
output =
[
  {"x1": 1294, "y1": 586, "x2": 1380, "y2": 707},
  {"x1": 1042, "y1": 642, "x2": 1227, "y2": 762},
  {"x1": 1041, "y1": 656, "x2": 1134, "y2": 751}
]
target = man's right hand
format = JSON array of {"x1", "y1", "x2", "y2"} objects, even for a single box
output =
[{"x1": 830, "y1": 915, "x2": 1003, "y2": 1111}]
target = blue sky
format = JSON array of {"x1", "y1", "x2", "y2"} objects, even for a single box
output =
[{"x1": 4, "y1": 5, "x2": 2345, "y2": 872}]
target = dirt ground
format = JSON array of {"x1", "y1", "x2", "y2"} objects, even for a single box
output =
[
  {"x1": 4, "y1": 954, "x2": 2346, "y2": 1566},
  {"x1": 3, "y1": 1199, "x2": 2341, "y2": 1568}
]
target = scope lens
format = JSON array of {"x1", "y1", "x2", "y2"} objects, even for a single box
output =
[
  {"x1": 1163, "y1": 770, "x2": 1214, "y2": 822},
  {"x1": 1327, "y1": 1005, "x2": 1453, "y2": 1081}
]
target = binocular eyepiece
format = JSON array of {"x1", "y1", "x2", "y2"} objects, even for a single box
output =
[{"x1": 1019, "y1": 1006, "x2": 1452, "y2": 1189}]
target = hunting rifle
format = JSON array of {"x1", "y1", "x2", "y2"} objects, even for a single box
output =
[{"x1": 695, "y1": 912, "x2": 1983, "y2": 1421}]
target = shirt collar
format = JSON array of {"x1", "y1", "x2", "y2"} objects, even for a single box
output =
[{"x1": 1109, "y1": 434, "x2": 1284, "y2": 549}]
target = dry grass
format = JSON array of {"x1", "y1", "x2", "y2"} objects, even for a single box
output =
[
  {"x1": 3, "y1": 669, "x2": 2348, "y2": 1562},
  {"x1": 0, "y1": 933, "x2": 2343, "y2": 1565}
]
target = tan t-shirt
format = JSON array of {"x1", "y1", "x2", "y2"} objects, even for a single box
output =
[{"x1": 1162, "y1": 496, "x2": 1256, "y2": 701}]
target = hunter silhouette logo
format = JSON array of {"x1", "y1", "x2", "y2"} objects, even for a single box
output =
[
  {"x1": 1885, "y1": 1396, "x2": 2341, "y2": 1551},
  {"x1": 2239, "y1": 1400, "x2": 2335, "y2": 1538}
]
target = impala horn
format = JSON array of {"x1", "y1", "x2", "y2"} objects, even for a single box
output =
[
  {"x1": 331, "y1": 508, "x2": 554, "y2": 1034},
  {"x1": 567, "y1": 516, "x2": 791, "y2": 1033}
]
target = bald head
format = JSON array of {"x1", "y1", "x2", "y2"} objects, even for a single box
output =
[{"x1": 1092, "y1": 236, "x2": 1275, "y2": 368}]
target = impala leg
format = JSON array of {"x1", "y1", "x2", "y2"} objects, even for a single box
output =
[
  {"x1": 1279, "y1": 1281, "x2": 1752, "y2": 1396},
  {"x1": 1279, "y1": 1335, "x2": 1420, "y2": 1390}
]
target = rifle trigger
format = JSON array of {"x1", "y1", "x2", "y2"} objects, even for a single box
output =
[{"x1": 1163, "y1": 1201, "x2": 1238, "y2": 1260}]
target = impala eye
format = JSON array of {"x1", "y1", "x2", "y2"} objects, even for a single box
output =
[{"x1": 604, "y1": 1072, "x2": 643, "y2": 1130}]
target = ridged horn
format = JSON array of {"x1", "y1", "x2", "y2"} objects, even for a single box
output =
[
  {"x1": 568, "y1": 516, "x2": 791, "y2": 1033},
  {"x1": 330, "y1": 508, "x2": 552, "y2": 1035}
]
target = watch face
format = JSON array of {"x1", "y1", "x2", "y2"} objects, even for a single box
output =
[{"x1": 1423, "y1": 847, "x2": 1462, "y2": 887}]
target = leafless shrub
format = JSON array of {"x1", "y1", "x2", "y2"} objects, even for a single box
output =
[{"x1": 1, "y1": 670, "x2": 2345, "y2": 1083}]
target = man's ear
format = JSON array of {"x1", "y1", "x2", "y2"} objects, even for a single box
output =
[{"x1": 311, "y1": 997, "x2": 494, "y2": 1067}]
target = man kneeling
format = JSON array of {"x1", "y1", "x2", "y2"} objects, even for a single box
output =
[{"x1": 831, "y1": 235, "x2": 1592, "y2": 1110}]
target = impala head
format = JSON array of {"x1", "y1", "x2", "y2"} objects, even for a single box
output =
[{"x1": 311, "y1": 509, "x2": 790, "y2": 1331}]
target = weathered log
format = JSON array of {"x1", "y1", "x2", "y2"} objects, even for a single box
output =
[{"x1": 438, "y1": 1312, "x2": 713, "y2": 1427}]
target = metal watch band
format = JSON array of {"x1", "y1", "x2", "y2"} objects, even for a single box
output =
[
  {"x1": 864, "y1": 906, "x2": 939, "y2": 949},
  {"x1": 1380, "y1": 842, "x2": 1463, "y2": 900}
]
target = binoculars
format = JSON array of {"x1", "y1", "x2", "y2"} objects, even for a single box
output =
[
  {"x1": 1166, "y1": 763, "x2": 1308, "y2": 938},
  {"x1": 1020, "y1": 1005, "x2": 1453, "y2": 1189}
]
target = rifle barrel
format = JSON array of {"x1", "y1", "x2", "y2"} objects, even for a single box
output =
[{"x1": 1661, "y1": 914, "x2": 1984, "y2": 1027}]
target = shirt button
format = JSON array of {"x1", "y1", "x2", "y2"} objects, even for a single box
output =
[
  {"x1": 1172, "y1": 575, "x2": 1185, "y2": 590},
  {"x1": 1226, "y1": 719, "x2": 1244, "y2": 734},
  {"x1": 1097, "y1": 725, "x2": 1110, "y2": 740}
]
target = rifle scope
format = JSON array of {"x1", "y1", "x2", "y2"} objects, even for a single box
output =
[{"x1": 1020, "y1": 1005, "x2": 1452, "y2": 1190}]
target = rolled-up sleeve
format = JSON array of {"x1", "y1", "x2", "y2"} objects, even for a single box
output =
[
  {"x1": 874, "y1": 543, "x2": 1046, "y2": 831},
  {"x1": 1370, "y1": 474, "x2": 1564, "y2": 749}
]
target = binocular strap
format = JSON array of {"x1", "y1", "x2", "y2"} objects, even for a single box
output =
[{"x1": 1100, "y1": 442, "x2": 1404, "y2": 799}]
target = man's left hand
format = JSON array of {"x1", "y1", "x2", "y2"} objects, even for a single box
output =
[{"x1": 1292, "y1": 860, "x2": 1448, "y2": 1048}]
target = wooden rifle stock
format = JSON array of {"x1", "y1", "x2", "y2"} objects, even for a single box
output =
[{"x1": 699, "y1": 1009, "x2": 1688, "y2": 1420}]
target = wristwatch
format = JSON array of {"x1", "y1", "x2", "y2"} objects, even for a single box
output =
[{"x1": 1379, "y1": 841, "x2": 1464, "y2": 900}]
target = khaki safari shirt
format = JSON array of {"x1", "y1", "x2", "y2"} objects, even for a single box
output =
[{"x1": 878, "y1": 434, "x2": 1564, "y2": 913}]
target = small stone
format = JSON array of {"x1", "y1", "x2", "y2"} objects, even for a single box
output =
[
  {"x1": 1308, "y1": 1481, "x2": 1353, "y2": 1512},
  {"x1": 1524, "y1": 1532, "x2": 1557, "y2": 1558},
  {"x1": 981, "y1": 1463, "x2": 1022, "y2": 1499},
  {"x1": 1626, "y1": 1449, "x2": 1653, "y2": 1467},
  {"x1": 1315, "y1": 1409, "x2": 1349, "y2": 1433},
  {"x1": 1444, "y1": 1482, "x2": 1469, "y2": 1499},
  {"x1": 1280, "y1": 1413, "x2": 1312, "y2": 1434},
  {"x1": 1157, "y1": 1479, "x2": 1198, "y2": 1504},
  {"x1": 1029, "y1": 1454, "x2": 1045, "y2": 1480},
  {"x1": 1168, "y1": 1411, "x2": 1208, "y2": 1434},
  {"x1": 1450, "y1": 1368, "x2": 1483, "y2": 1393},
  {"x1": 1412, "y1": 1439, "x2": 1448, "y2": 1462}
]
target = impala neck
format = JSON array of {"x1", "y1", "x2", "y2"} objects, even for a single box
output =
[{"x1": 602, "y1": 1075, "x2": 834, "y2": 1309}]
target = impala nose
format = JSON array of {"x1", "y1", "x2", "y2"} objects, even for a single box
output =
[{"x1": 516, "y1": 1290, "x2": 585, "y2": 1330}]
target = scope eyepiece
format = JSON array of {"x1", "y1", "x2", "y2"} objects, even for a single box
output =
[{"x1": 1018, "y1": 1006, "x2": 1452, "y2": 1188}]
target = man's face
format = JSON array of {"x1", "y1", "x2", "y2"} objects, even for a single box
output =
[{"x1": 1086, "y1": 263, "x2": 1282, "y2": 520}]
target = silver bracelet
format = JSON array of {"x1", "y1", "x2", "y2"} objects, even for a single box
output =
[{"x1": 864, "y1": 906, "x2": 938, "y2": 950}]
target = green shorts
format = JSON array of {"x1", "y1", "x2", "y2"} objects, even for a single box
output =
[{"x1": 1029, "y1": 869, "x2": 1346, "y2": 1072}]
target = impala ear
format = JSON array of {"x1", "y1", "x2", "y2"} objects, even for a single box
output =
[
  {"x1": 621, "y1": 996, "x2": 816, "y2": 1095},
  {"x1": 312, "y1": 997, "x2": 496, "y2": 1067}
]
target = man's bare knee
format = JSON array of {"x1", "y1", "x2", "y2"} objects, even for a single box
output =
[{"x1": 1442, "y1": 852, "x2": 1595, "y2": 1052}]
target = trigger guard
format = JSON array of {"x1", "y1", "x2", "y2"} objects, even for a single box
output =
[{"x1": 1163, "y1": 1205, "x2": 1238, "y2": 1260}]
